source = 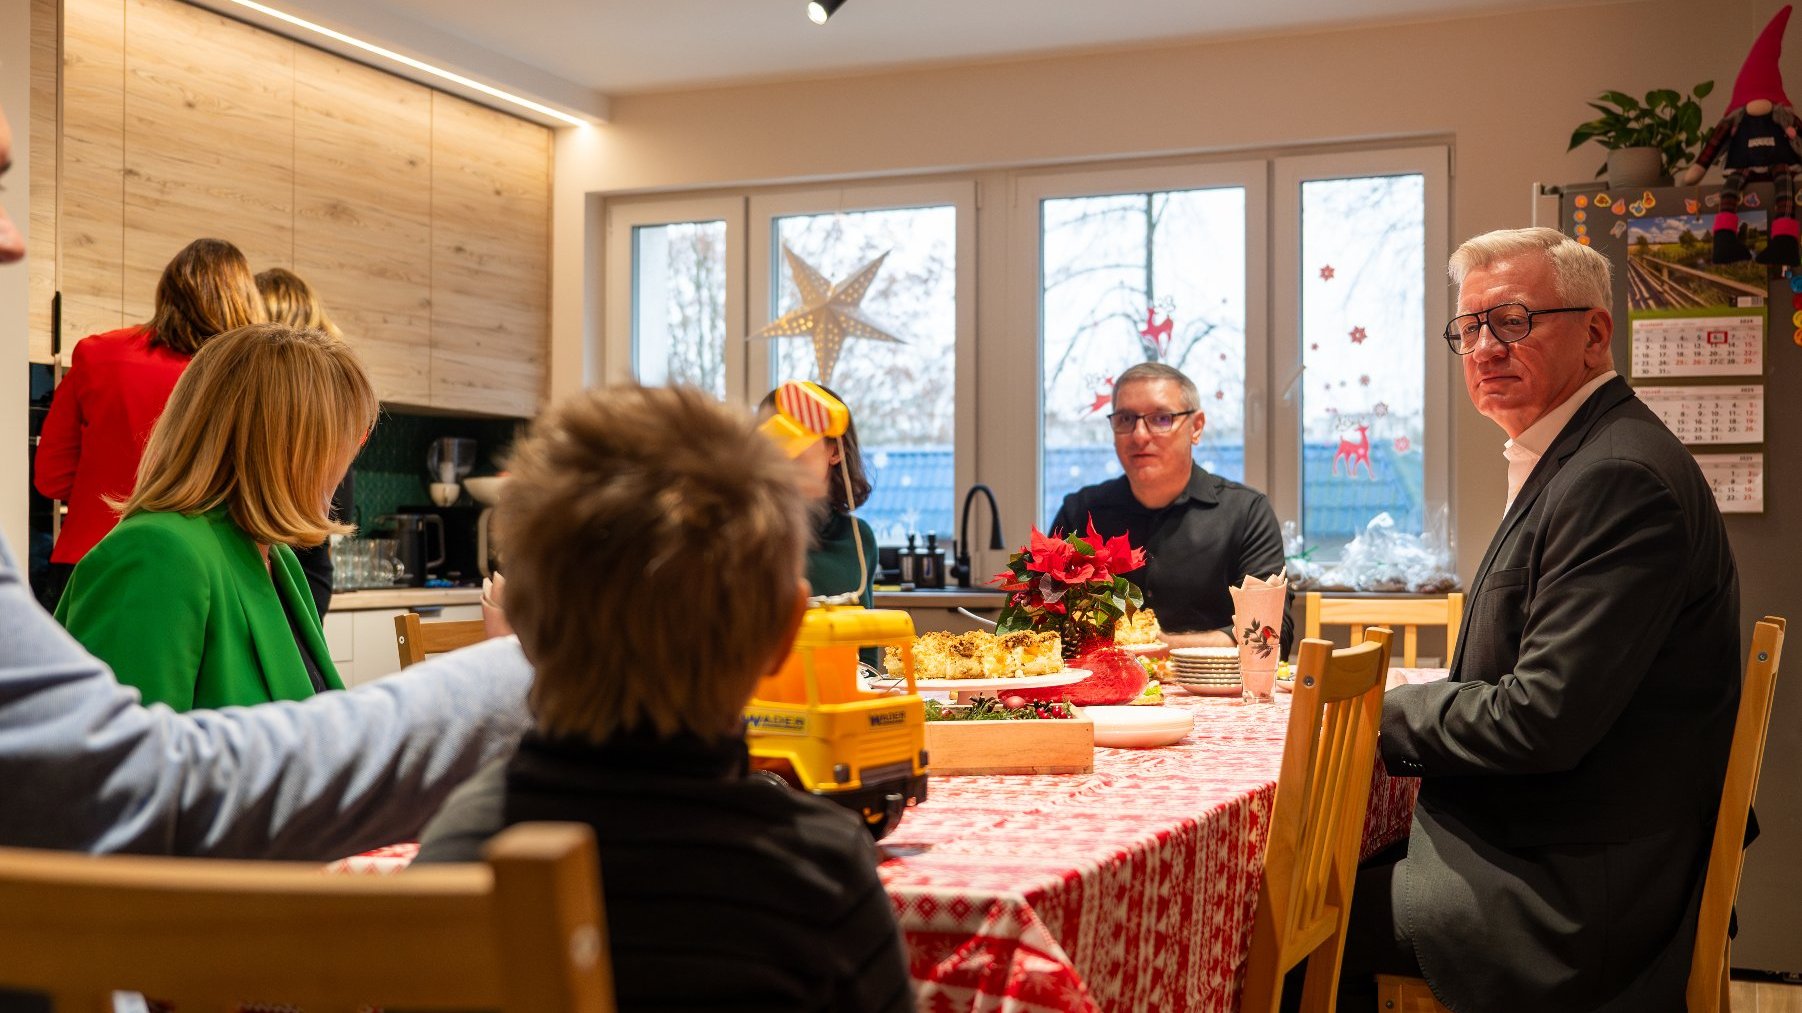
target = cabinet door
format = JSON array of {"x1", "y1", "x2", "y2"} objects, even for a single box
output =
[
  {"x1": 59, "y1": 0, "x2": 128, "y2": 357},
  {"x1": 293, "y1": 47, "x2": 433, "y2": 406},
  {"x1": 429, "y1": 93, "x2": 550, "y2": 418},
  {"x1": 121, "y1": 0, "x2": 293, "y2": 322},
  {"x1": 28, "y1": 0, "x2": 59, "y2": 363}
]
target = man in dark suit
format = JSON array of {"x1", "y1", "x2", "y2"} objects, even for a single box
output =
[{"x1": 1348, "y1": 227, "x2": 1741, "y2": 1012}]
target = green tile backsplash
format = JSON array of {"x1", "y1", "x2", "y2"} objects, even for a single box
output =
[{"x1": 348, "y1": 409, "x2": 524, "y2": 531}]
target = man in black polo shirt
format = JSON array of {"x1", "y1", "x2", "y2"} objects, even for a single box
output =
[{"x1": 1050, "y1": 362, "x2": 1293, "y2": 655}]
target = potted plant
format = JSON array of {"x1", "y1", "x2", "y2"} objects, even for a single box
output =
[{"x1": 1568, "y1": 81, "x2": 1714, "y2": 187}]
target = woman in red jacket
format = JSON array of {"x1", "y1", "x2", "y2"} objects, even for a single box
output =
[{"x1": 33, "y1": 237, "x2": 264, "y2": 602}]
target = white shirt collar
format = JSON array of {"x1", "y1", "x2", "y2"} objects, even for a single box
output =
[{"x1": 1503, "y1": 370, "x2": 1618, "y2": 508}]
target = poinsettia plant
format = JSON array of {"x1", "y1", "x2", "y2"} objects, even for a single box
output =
[{"x1": 992, "y1": 517, "x2": 1147, "y2": 657}]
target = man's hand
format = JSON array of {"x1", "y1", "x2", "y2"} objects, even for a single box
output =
[{"x1": 1680, "y1": 164, "x2": 1706, "y2": 186}]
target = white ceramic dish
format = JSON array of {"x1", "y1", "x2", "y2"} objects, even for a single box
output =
[
  {"x1": 1175, "y1": 682, "x2": 1242, "y2": 698},
  {"x1": 911, "y1": 668, "x2": 1090, "y2": 692},
  {"x1": 463, "y1": 475, "x2": 508, "y2": 505},
  {"x1": 1085, "y1": 705, "x2": 1196, "y2": 747},
  {"x1": 1170, "y1": 646, "x2": 1239, "y2": 660}
]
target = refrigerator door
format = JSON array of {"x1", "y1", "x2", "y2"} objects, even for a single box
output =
[{"x1": 1562, "y1": 180, "x2": 1802, "y2": 973}]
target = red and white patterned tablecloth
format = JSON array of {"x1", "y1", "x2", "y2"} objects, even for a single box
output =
[
  {"x1": 877, "y1": 669, "x2": 1443, "y2": 1013},
  {"x1": 330, "y1": 669, "x2": 1446, "y2": 1013}
]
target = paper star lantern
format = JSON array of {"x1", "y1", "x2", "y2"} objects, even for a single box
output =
[{"x1": 751, "y1": 244, "x2": 904, "y2": 384}]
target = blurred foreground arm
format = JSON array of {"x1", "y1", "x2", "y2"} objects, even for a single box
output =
[{"x1": 0, "y1": 533, "x2": 531, "y2": 859}]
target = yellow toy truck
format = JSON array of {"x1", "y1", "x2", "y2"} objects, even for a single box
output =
[
  {"x1": 745, "y1": 380, "x2": 929, "y2": 840},
  {"x1": 744, "y1": 604, "x2": 929, "y2": 839}
]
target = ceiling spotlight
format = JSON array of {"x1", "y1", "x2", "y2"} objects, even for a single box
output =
[{"x1": 807, "y1": 0, "x2": 846, "y2": 25}]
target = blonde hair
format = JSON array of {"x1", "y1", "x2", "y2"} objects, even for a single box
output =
[
  {"x1": 500, "y1": 385, "x2": 808, "y2": 742},
  {"x1": 148, "y1": 238, "x2": 266, "y2": 355},
  {"x1": 118, "y1": 323, "x2": 378, "y2": 547},
  {"x1": 1448, "y1": 227, "x2": 1613, "y2": 310},
  {"x1": 255, "y1": 267, "x2": 344, "y2": 340}
]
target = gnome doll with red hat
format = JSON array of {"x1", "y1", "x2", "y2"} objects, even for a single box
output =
[{"x1": 1682, "y1": 5, "x2": 1802, "y2": 264}]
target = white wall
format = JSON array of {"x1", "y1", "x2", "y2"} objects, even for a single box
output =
[
  {"x1": 1, "y1": 0, "x2": 31, "y2": 556},
  {"x1": 549, "y1": 0, "x2": 1800, "y2": 584}
]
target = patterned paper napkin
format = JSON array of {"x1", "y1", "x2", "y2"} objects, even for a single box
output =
[{"x1": 1230, "y1": 569, "x2": 1288, "y2": 702}]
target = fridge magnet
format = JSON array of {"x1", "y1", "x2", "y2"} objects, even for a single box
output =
[
  {"x1": 750, "y1": 244, "x2": 904, "y2": 385},
  {"x1": 1595, "y1": 192, "x2": 1614, "y2": 208},
  {"x1": 1687, "y1": 197, "x2": 1702, "y2": 214},
  {"x1": 1575, "y1": 195, "x2": 1591, "y2": 208},
  {"x1": 1630, "y1": 200, "x2": 1649, "y2": 216},
  {"x1": 1611, "y1": 220, "x2": 1630, "y2": 238},
  {"x1": 1680, "y1": 5, "x2": 1802, "y2": 265},
  {"x1": 1579, "y1": 235, "x2": 1594, "y2": 246},
  {"x1": 1641, "y1": 191, "x2": 1658, "y2": 209},
  {"x1": 1575, "y1": 210, "x2": 1589, "y2": 222}
]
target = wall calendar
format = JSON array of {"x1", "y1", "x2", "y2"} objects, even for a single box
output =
[
  {"x1": 1630, "y1": 315, "x2": 1765, "y2": 378},
  {"x1": 1694, "y1": 453, "x2": 1765, "y2": 513},
  {"x1": 1635, "y1": 385, "x2": 1764, "y2": 445}
]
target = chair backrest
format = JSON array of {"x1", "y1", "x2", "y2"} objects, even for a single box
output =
[
  {"x1": 1303, "y1": 592, "x2": 1462, "y2": 668},
  {"x1": 1688, "y1": 614, "x2": 1787, "y2": 1013},
  {"x1": 1241, "y1": 627, "x2": 1395, "y2": 1013},
  {"x1": 0, "y1": 822, "x2": 615, "y2": 1012},
  {"x1": 396, "y1": 611, "x2": 489, "y2": 668}
]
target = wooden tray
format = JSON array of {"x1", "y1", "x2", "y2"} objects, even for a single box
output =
[{"x1": 924, "y1": 711, "x2": 1094, "y2": 775}]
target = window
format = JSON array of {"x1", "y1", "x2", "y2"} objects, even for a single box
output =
[
  {"x1": 599, "y1": 153, "x2": 1446, "y2": 580},
  {"x1": 1015, "y1": 162, "x2": 1269, "y2": 529},
  {"x1": 603, "y1": 196, "x2": 745, "y2": 400},
  {"x1": 1273, "y1": 149, "x2": 1449, "y2": 560},
  {"x1": 751, "y1": 184, "x2": 974, "y2": 546}
]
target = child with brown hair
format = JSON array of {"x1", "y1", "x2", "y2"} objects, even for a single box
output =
[{"x1": 415, "y1": 384, "x2": 912, "y2": 1012}]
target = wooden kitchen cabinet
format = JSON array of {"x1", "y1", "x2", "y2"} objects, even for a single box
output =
[
  {"x1": 28, "y1": 0, "x2": 59, "y2": 363},
  {"x1": 430, "y1": 93, "x2": 551, "y2": 418},
  {"x1": 35, "y1": 0, "x2": 554, "y2": 419},
  {"x1": 121, "y1": 0, "x2": 295, "y2": 322},
  {"x1": 55, "y1": 0, "x2": 128, "y2": 362},
  {"x1": 293, "y1": 46, "x2": 433, "y2": 405}
]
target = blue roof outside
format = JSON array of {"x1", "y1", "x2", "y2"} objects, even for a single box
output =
[{"x1": 858, "y1": 441, "x2": 1423, "y2": 553}]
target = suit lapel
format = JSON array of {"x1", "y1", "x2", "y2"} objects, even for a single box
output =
[
  {"x1": 1450, "y1": 378, "x2": 1636, "y2": 680},
  {"x1": 207, "y1": 511, "x2": 316, "y2": 701}
]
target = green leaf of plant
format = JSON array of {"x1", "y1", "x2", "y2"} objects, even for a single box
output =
[
  {"x1": 1598, "y1": 90, "x2": 1640, "y2": 111},
  {"x1": 1695, "y1": 80, "x2": 1715, "y2": 98},
  {"x1": 1647, "y1": 88, "x2": 1680, "y2": 112}
]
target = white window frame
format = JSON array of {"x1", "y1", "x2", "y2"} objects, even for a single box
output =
[
  {"x1": 602, "y1": 195, "x2": 748, "y2": 405},
  {"x1": 1269, "y1": 146, "x2": 1452, "y2": 545},
  {"x1": 748, "y1": 180, "x2": 978, "y2": 539},
  {"x1": 1007, "y1": 160, "x2": 1272, "y2": 521}
]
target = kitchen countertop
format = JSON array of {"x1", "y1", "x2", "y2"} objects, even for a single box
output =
[
  {"x1": 328, "y1": 587, "x2": 484, "y2": 611},
  {"x1": 871, "y1": 588, "x2": 1008, "y2": 610}
]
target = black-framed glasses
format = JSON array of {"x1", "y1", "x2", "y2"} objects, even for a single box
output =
[
  {"x1": 1443, "y1": 302, "x2": 1590, "y2": 354},
  {"x1": 1107, "y1": 409, "x2": 1197, "y2": 435}
]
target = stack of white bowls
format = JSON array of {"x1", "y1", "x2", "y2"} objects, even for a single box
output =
[{"x1": 1169, "y1": 646, "x2": 1242, "y2": 696}]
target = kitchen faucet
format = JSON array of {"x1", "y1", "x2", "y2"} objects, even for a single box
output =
[{"x1": 952, "y1": 483, "x2": 1005, "y2": 589}]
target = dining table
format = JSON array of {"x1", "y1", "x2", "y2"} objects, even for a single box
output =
[{"x1": 330, "y1": 667, "x2": 1448, "y2": 1013}]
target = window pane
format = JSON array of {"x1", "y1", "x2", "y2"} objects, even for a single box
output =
[
  {"x1": 769, "y1": 207, "x2": 957, "y2": 543},
  {"x1": 1039, "y1": 188, "x2": 1247, "y2": 526},
  {"x1": 633, "y1": 221, "x2": 727, "y2": 397},
  {"x1": 1299, "y1": 174, "x2": 1426, "y2": 556}
]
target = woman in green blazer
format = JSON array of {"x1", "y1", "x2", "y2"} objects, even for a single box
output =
[{"x1": 57, "y1": 322, "x2": 378, "y2": 711}]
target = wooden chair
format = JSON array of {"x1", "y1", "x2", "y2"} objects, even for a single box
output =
[
  {"x1": 1242, "y1": 627, "x2": 1395, "y2": 1013},
  {"x1": 1303, "y1": 591, "x2": 1463, "y2": 668},
  {"x1": 1690, "y1": 614, "x2": 1786, "y2": 1012},
  {"x1": 395, "y1": 610, "x2": 489, "y2": 668},
  {"x1": 0, "y1": 822, "x2": 616, "y2": 1012},
  {"x1": 1375, "y1": 615, "x2": 1788, "y2": 1013}
]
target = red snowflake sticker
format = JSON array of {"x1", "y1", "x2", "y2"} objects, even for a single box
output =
[
  {"x1": 1319, "y1": 265, "x2": 1336, "y2": 280},
  {"x1": 1349, "y1": 326, "x2": 1368, "y2": 344},
  {"x1": 1373, "y1": 402, "x2": 1390, "y2": 416},
  {"x1": 1215, "y1": 389, "x2": 1226, "y2": 400},
  {"x1": 1394, "y1": 436, "x2": 1412, "y2": 453},
  {"x1": 1359, "y1": 375, "x2": 1370, "y2": 386}
]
